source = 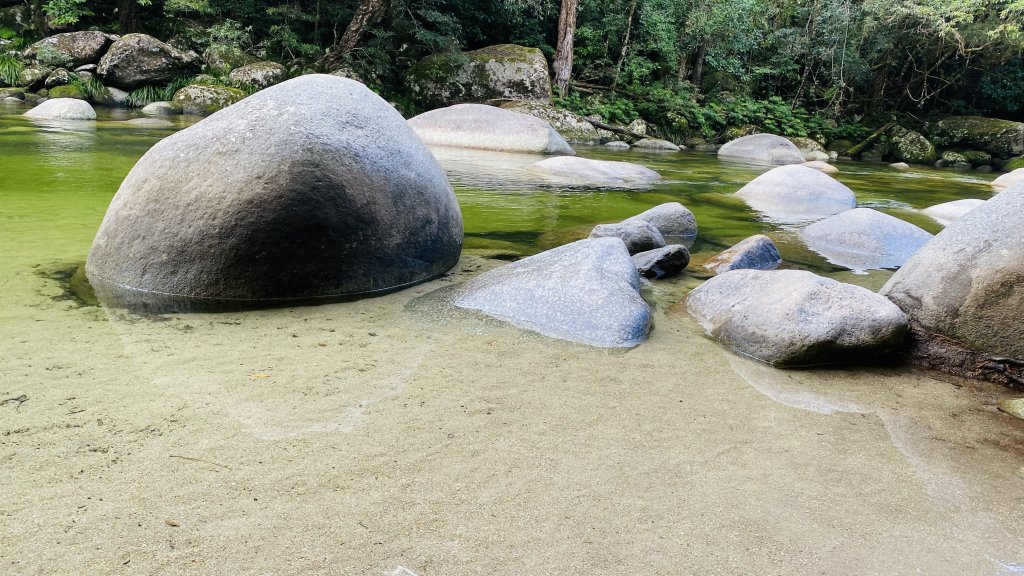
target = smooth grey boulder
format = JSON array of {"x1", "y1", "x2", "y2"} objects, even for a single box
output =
[
  {"x1": 501, "y1": 101, "x2": 613, "y2": 144},
  {"x1": 687, "y1": 269, "x2": 909, "y2": 366},
  {"x1": 408, "y1": 103, "x2": 574, "y2": 155},
  {"x1": 23, "y1": 98, "x2": 96, "y2": 120},
  {"x1": 229, "y1": 61, "x2": 288, "y2": 88},
  {"x1": 735, "y1": 164, "x2": 857, "y2": 222},
  {"x1": 992, "y1": 168, "x2": 1024, "y2": 191},
  {"x1": 622, "y1": 202, "x2": 698, "y2": 245},
  {"x1": 589, "y1": 220, "x2": 666, "y2": 254},
  {"x1": 718, "y1": 133, "x2": 805, "y2": 165},
  {"x1": 97, "y1": 33, "x2": 198, "y2": 90},
  {"x1": 526, "y1": 156, "x2": 659, "y2": 184},
  {"x1": 27, "y1": 31, "x2": 114, "y2": 67},
  {"x1": 881, "y1": 184, "x2": 1024, "y2": 359},
  {"x1": 632, "y1": 138, "x2": 681, "y2": 151},
  {"x1": 140, "y1": 101, "x2": 181, "y2": 115},
  {"x1": 802, "y1": 160, "x2": 837, "y2": 174},
  {"x1": 801, "y1": 208, "x2": 932, "y2": 271},
  {"x1": 604, "y1": 141, "x2": 630, "y2": 150},
  {"x1": 703, "y1": 235, "x2": 782, "y2": 274},
  {"x1": 632, "y1": 245, "x2": 690, "y2": 279},
  {"x1": 921, "y1": 198, "x2": 985, "y2": 226},
  {"x1": 85, "y1": 75, "x2": 463, "y2": 312},
  {"x1": 453, "y1": 237, "x2": 651, "y2": 347}
]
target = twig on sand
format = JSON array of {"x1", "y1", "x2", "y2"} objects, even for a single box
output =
[
  {"x1": 1, "y1": 395, "x2": 28, "y2": 411},
  {"x1": 169, "y1": 454, "x2": 231, "y2": 470}
]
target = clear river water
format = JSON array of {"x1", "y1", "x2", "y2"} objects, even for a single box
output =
[{"x1": 1, "y1": 101, "x2": 1023, "y2": 575}]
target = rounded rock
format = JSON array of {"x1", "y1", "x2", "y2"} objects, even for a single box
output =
[
  {"x1": 801, "y1": 208, "x2": 933, "y2": 271},
  {"x1": 23, "y1": 98, "x2": 96, "y2": 120},
  {"x1": 526, "y1": 156, "x2": 659, "y2": 184},
  {"x1": 408, "y1": 103, "x2": 574, "y2": 155},
  {"x1": 718, "y1": 133, "x2": 805, "y2": 165},
  {"x1": 735, "y1": 164, "x2": 857, "y2": 223},
  {"x1": 85, "y1": 75, "x2": 464, "y2": 311}
]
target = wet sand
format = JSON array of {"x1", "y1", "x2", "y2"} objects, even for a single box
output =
[{"x1": 3, "y1": 254, "x2": 1024, "y2": 575}]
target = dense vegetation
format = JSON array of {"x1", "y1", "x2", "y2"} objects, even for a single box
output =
[{"x1": 3, "y1": 0, "x2": 1024, "y2": 140}]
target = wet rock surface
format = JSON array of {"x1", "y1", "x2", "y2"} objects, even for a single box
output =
[
  {"x1": 801, "y1": 208, "x2": 932, "y2": 271},
  {"x1": 735, "y1": 164, "x2": 857, "y2": 223},
  {"x1": 453, "y1": 237, "x2": 651, "y2": 347},
  {"x1": 632, "y1": 245, "x2": 690, "y2": 279},
  {"x1": 687, "y1": 269, "x2": 909, "y2": 366},
  {"x1": 526, "y1": 156, "x2": 659, "y2": 184},
  {"x1": 703, "y1": 235, "x2": 782, "y2": 274},
  {"x1": 718, "y1": 133, "x2": 805, "y2": 165}
]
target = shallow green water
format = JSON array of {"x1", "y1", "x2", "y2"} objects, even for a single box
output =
[{"x1": 0, "y1": 99, "x2": 996, "y2": 289}]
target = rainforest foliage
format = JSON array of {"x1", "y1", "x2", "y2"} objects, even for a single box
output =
[{"x1": 4, "y1": 0, "x2": 1024, "y2": 136}]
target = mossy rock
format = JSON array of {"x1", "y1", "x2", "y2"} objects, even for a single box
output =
[
  {"x1": 47, "y1": 84, "x2": 85, "y2": 100},
  {"x1": 889, "y1": 127, "x2": 936, "y2": 165},
  {"x1": 959, "y1": 150, "x2": 992, "y2": 167},
  {"x1": 500, "y1": 101, "x2": 614, "y2": 144},
  {"x1": 722, "y1": 124, "x2": 759, "y2": 142},
  {"x1": 202, "y1": 44, "x2": 257, "y2": 72},
  {"x1": 171, "y1": 84, "x2": 245, "y2": 115},
  {"x1": 930, "y1": 115, "x2": 1024, "y2": 158},
  {"x1": 407, "y1": 44, "x2": 551, "y2": 109},
  {"x1": 0, "y1": 87, "x2": 25, "y2": 100},
  {"x1": 1004, "y1": 156, "x2": 1024, "y2": 171},
  {"x1": 17, "y1": 65, "x2": 52, "y2": 90},
  {"x1": 828, "y1": 139, "x2": 855, "y2": 155}
]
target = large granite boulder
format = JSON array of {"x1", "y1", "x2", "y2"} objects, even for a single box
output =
[
  {"x1": 229, "y1": 61, "x2": 287, "y2": 88},
  {"x1": 407, "y1": 44, "x2": 551, "y2": 108},
  {"x1": 589, "y1": 220, "x2": 665, "y2": 254},
  {"x1": 622, "y1": 202, "x2": 698, "y2": 245},
  {"x1": 408, "y1": 103, "x2": 574, "y2": 155},
  {"x1": 930, "y1": 115, "x2": 1024, "y2": 158},
  {"x1": 890, "y1": 127, "x2": 937, "y2": 165},
  {"x1": 718, "y1": 133, "x2": 805, "y2": 165},
  {"x1": 703, "y1": 235, "x2": 782, "y2": 274},
  {"x1": 453, "y1": 237, "x2": 651, "y2": 347},
  {"x1": 500, "y1": 101, "x2": 613, "y2": 144},
  {"x1": 992, "y1": 168, "x2": 1024, "y2": 191},
  {"x1": 23, "y1": 98, "x2": 96, "y2": 120},
  {"x1": 735, "y1": 164, "x2": 857, "y2": 222},
  {"x1": 881, "y1": 184, "x2": 1024, "y2": 362},
  {"x1": 172, "y1": 84, "x2": 246, "y2": 115},
  {"x1": 526, "y1": 156, "x2": 659, "y2": 184},
  {"x1": 85, "y1": 75, "x2": 463, "y2": 312},
  {"x1": 97, "y1": 33, "x2": 198, "y2": 90},
  {"x1": 687, "y1": 269, "x2": 909, "y2": 367},
  {"x1": 921, "y1": 198, "x2": 985, "y2": 226},
  {"x1": 801, "y1": 208, "x2": 932, "y2": 271},
  {"x1": 27, "y1": 31, "x2": 114, "y2": 67}
]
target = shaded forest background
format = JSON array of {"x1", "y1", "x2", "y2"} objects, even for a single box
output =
[{"x1": 4, "y1": 0, "x2": 1024, "y2": 140}]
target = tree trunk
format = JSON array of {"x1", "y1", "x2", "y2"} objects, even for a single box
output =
[
  {"x1": 611, "y1": 0, "x2": 637, "y2": 89},
  {"x1": 29, "y1": 0, "x2": 46, "y2": 36},
  {"x1": 118, "y1": 0, "x2": 141, "y2": 33},
  {"x1": 322, "y1": 0, "x2": 391, "y2": 71},
  {"x1": 553, "y1": 0, "x2": 579, "y2": 97},
  {"x1": 691, "y1": 43, "x2": 707, "y2": 86}
]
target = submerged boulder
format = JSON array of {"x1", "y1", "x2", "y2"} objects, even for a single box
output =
[
  {"x1": 632, "y1": 245, "x2": 690, "y2": 279},
  {"x1": 930, "y1": 115, "x2": 1024, "y2": 158},
  {"x1": 703, "y1": 235, "x2": 782, "y2": 274},
  {"x1": 500, "y1": 101, "x2": 613, "y2": 144},
  {"x1": 881, "y1": 184, "x2": 1024, "y2": 362},
  {"x1": 85, "y1": 75, "x2": 463, "y2": 311},
  {"x1": 453, "y1": 237, "x2": 651, "y2": 347},
  {"x1": 526, "y1": 156, "x2": 659, "y2": 184},
  {"x1": 97, "y1": 33, "x2": 198, "y2": 90},
  {"x1": 632, "y1": 138, "x2": 681, "y2": 151},
  {"x1": 801, "y1": 208, "x2": 932, "y2": 271},
  {"x1": 589, "y1": 220, "x2": 665, "y2": 254},
  {"x1": 23, "y1": 98, "x2": 96, "y2": 120},
  {"x1": 803, "y1": 160, "x2": 838, "y2": 174},
  {"x1": 921, "y1": 198, "x2": 985, "y2": 226},
  {"x1": 229, "y1": 61, "x2": 288, "y2": 88},
  {"x1": 687, "y1": 269, "x2": 909, "y2": 367},
  {"x1": 622, "y1": 202, "x2": 698, "y2": 245},
  {"x1": 407, "y1": 44, "x2": 551, "y2": 108},
  {"x1": 408, "y1": 103, "x2": 574, "y2": 155},
  {"x1": 27, "y1": 31, "x2": 114, "y2": 67},
  {"x1": 735, "y1": 164, "x2": 857, "y2": 222},
  {"x1": 718, "y1": 134, "x2": 805, "y2": 165},
  {"x1": 172, "y1": 84, "x2": 246, "y2": 115},
  {"x1": 140, "y1": 101, "x2": 181, "y2": 115}
]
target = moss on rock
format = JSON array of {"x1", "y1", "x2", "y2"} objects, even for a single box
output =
[
  {"x1": 890, "y1": 127, "x2": 936, "y2": 165},
  {"x1": 407, "y1": 44, "x2": 551, "y2": 109},
  {"x1": 47, "y1": 84, "x2": 85, "y2": 99},
  {"x1": 172, "y1": 84, "x2": 245, "y2": 115},
  {"x1": 930, "y1": 115, "x2": 1024, "y2": 158}
]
